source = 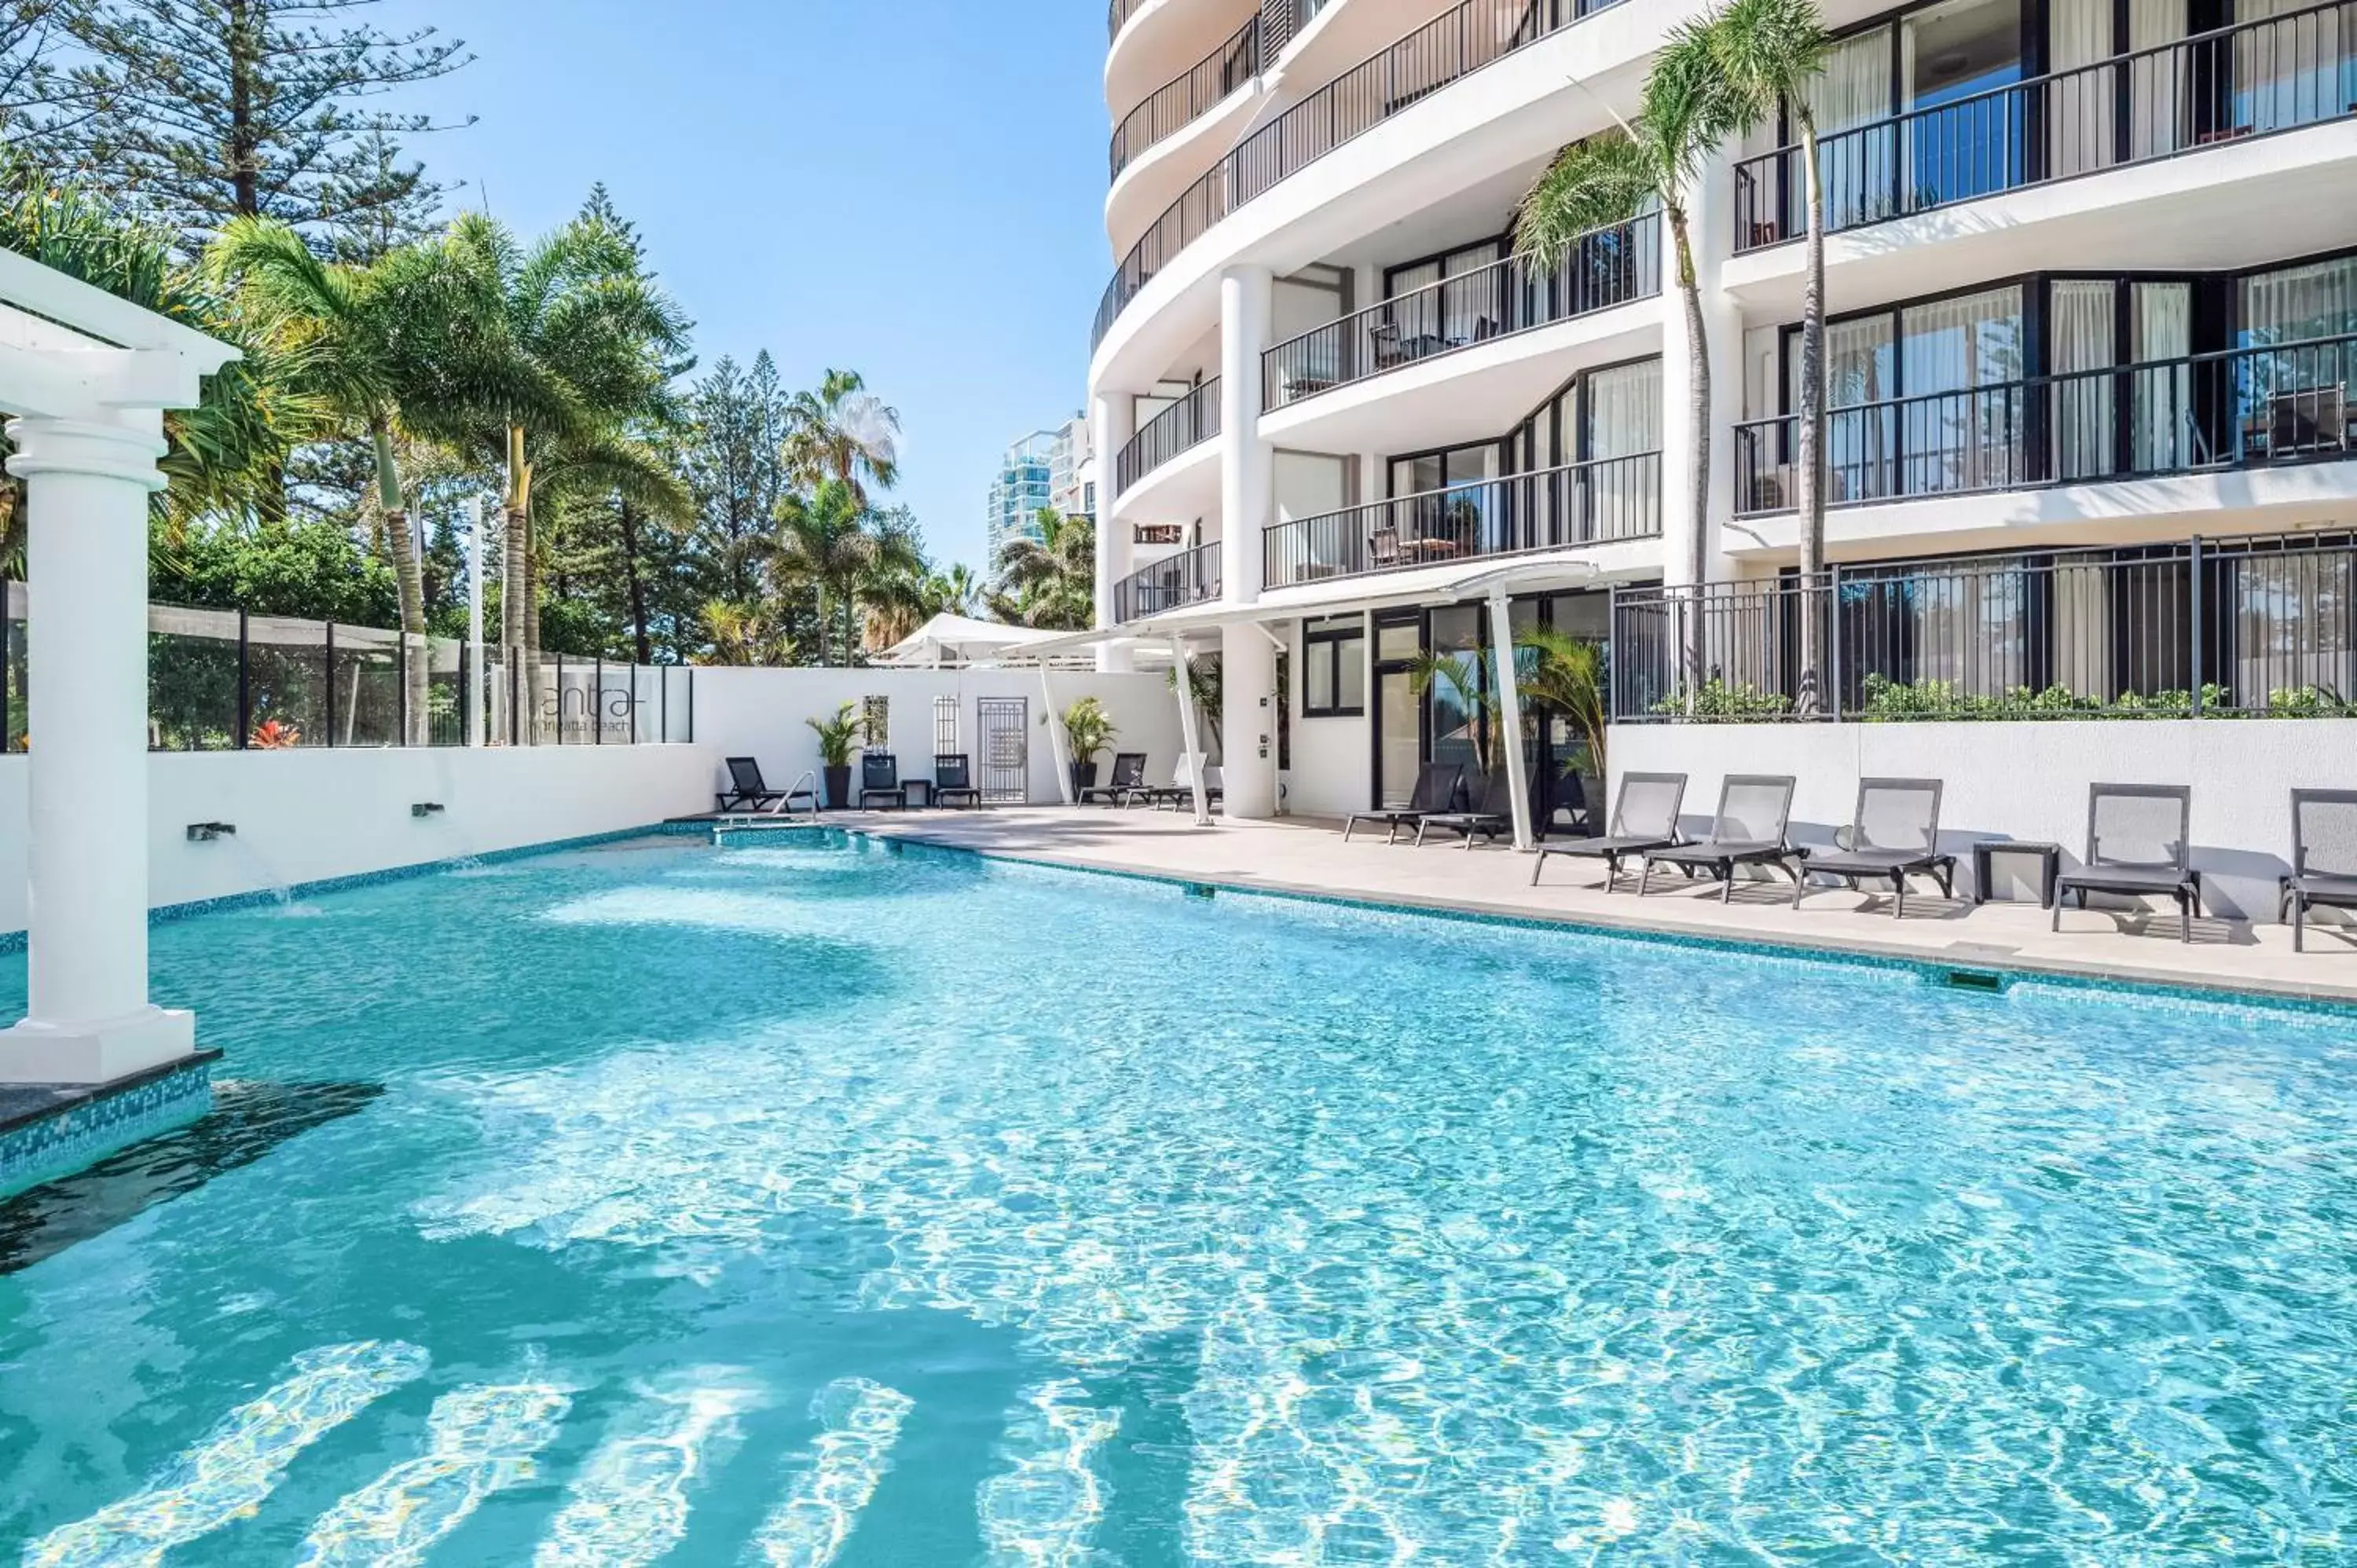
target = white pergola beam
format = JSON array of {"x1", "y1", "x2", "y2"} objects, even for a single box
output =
[
  {"x1": 1169, "y1": 633, "x2": 1211, "y2": 827},
  {"x1": 1488, "y1": 590, "x2": 1534, "y2": 854}
]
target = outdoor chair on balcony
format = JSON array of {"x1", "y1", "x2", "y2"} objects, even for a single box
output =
[
  {"x1": 2051, "y1": 783, "x2": 2205, "y2": 943},
  {"x1": 1530, "y1": 772, "x2": 1687, "y2": 890},
  {"x1": 933, "y1": 754, "x2": 984, "y2": 810},
  {"x1": 1791, "y1": 778, "x2": 1956, "y2": 919},
  {"x1": 858, "y1": 752, "x2": 908, "y2": 811},
  {"x1": 1366, "y1": 525, "x2": 1404, "y2": 570},
  {"x1": 1343, "y1": 763, "x2": 1464, "y2": 844},
  {"x1": 1637, "y1": 775, "x2": 1802, "y2": 902},
  {"x1": 1080, "y1": 751, "x2": 1147, "y2": 806},
  {"x1": 1414, "y1": 768, "x2": 1514, "y2": 849},
  {"x1": 716, "y1": 756, "x2": 812, "y2": 816},
  {"x1": 2280, "y1": 789, "x2": 2357, "y2": 952}
]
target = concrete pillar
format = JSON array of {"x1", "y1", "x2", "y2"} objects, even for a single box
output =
[
  {"x1": 1091, "y1": 392, "x2": 1137, "y2": 673},
  {"x1": 1168, "y1": 634, "x2": 1211, "y2": 826},
  {"x1": 0, "y1": 412, "x2": 195, "y2": 1083},
  {"x1": 1219, "y1": 266, "x2": 1279, "y2": 820},
  {"x1": 1659, "y1": 150, "x2": 1745, "y2": 592},
  {"x1": 1488, "y1": 591, "x2": 1534, "y2": 853}
]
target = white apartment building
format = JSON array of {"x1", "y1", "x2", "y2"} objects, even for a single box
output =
[{"x1": 1085, "y1": 0, "x2": 2357, "y2": 833}]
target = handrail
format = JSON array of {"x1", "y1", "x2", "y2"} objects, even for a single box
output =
[
  {"x1": 1094, "y1": 0, "x2": 1635, "y2": 352},
  {"x1": 1733, "y1": 0, "x2": 2357, "y2": 252},
  {"x1": 1263, "y1": 212, "x2": 1659, "y2": 410},
  {"x1": 1112, "y1": 540, "x2": 1223, "y2": 622},
  {"x1": 1112, "y1": 16, "x2": 1262, "y2": 181},
  {"x1": 1115, "y1": 377, "x2": 1223, "y2": 496},
  {"x1": 1108, "y1": 0, "x2": 1150, "y2": 45},
  {"x1": 1732, "y1": 331, "x2": 2357, "y2": 515},
  {"x1": 1262, "y1": 452, "x2": 1661, "y2": 591}
]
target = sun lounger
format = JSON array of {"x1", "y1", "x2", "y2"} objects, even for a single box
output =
[
  {"x1": 2282, "y1": 789, "x2": 2357, "y2": 952},
  {"x1": 1080, "y1": 752, "x2": 1147, "y2": 806},
  {"x1": 1530, "y1": 772, "x2": 1687, "y2": 890},
  {"x1": 858, "y1": 752, "x2": 907, "y2": 811},
  {"x1": 2051, "y1": 782, "x2": 2204, "y2": 943},
  {"x1": 933, "y1": 754, "x2": 984, "y2": 810},
  {"x1": 1793, "y1": 778, "x2": 1956, "y2": 918},
  {"x1": 1415, "y1": 769, "x2": 1515, "y2": 848},
  {"x1": 1638, "y1": 775, "x2": 1800, "y2": 902},
  {"x1": 1343, "y1": 764, "x2": 1464, "y2": 844},
  {"x1": 715, "y1": 756, "x2": 812, "y2": 815}
]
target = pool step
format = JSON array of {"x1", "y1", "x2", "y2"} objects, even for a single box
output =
[
  {"x1": 747, "y1": 1378, "x2": 915, "y2": 1567},
  {"x1": 297, "y1": 1380, "x2": 571, "y2": 1566}
]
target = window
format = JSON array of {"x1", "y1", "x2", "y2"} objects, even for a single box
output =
[{"x1": 1301, "y1": 614, "x2": 1365, "y2": 718}]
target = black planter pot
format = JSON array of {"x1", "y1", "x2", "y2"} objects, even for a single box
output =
[
  {"x1": 1070, "y1": 761, "x2": 1099, "y2": 797},
  {"x1": 823, "y1": 764, "x2": 852, "y2": 811}
]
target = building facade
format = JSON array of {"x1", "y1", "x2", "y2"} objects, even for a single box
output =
[
  {"x1": 988, "y1": 417, "x2": 1095, "y2": 569},
  {"x1": 1088, "y1": 0, "x2": 2357, "y2": 828}
]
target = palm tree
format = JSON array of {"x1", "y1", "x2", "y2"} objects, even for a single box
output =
[
  {"x1": 1516, "y1": 625, "x2": 1609, "y2": 778},
  {"x1": 701, "y1": 598, "x2": 795, "y2": 666},
  {"x1": 993, "y1": 508, "x2": 1095, "y2": 630},
  {"x1": 1711, "y1": 0, "x2": 1833, "y2": 713},
  {"x1": 208, "y1": 215, "x2": 518, "y2": 742},
  {"x1": 767, "y1": 478, "x2": 922, "y2": 665},
  {"x1": 783, "y1": 368, "x2": 900, "y2": 504},
  {"x1": 1515, "y1": 24, "x2": 1739, "y2": 670}
]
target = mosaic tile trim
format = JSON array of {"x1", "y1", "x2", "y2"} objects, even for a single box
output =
[{"x1": 0, "y1": 1058, "x2": 214, "y2": 1200}]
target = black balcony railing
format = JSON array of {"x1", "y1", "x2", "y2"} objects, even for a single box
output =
[
  {"x1": 1112, "y1": 540, "x2": 1223, "y2": 623},
  {"x1": 1094, "y1": 0, "x2": 1634, "y2": 351},
  {"x1": 1115, "y1": 377, "x2": 1222, "y2": 496},
  {"x1": 1734, "y1": 332, "x2": 2357, "y2": 515},
  {"x1": 1113, "y1": 18, "x2": 1262, "y2": 181},
  {"x1": 1262, "y1": 452, "x2": 1660, "y2": 591},
  {"x1": 1611, "y1": 531, "x2": 2357, "y2": 723},
  {"x1": 1263, "y1": 214, "x2": 1659, "y2": 409},
  {"x1": 1109, "y1": 0, "x2": 1150, "y2": 44},
  {"x1": 1733, "y1": 1, "x2": 2357, "y2": 254}
]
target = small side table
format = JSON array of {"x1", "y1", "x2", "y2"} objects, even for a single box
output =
[
  {"x1": 900, "y1": 779, "x2": 933, "y2": 811},
  {"x1": 1974, "y1": 841, "x2": 2061, "y2": 907}
]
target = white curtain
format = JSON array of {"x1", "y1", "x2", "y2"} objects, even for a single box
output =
[
  {"x1": 2237, "y1": 0, "x2": 2352, "y2": 135},
  {"x1": 2051, "y1": 280, "x2": 2118, "y2": 480},
  {"x1": 2130, "y1": 0, "x2": 2190, "y2": 157},
  {"x1": 2242, "y1": 256, "x2": 2357, "y2": 343},
  {"x1": 2132, "y1": 282, "x2": 2194, "y2": 472},
  {"x1": 1902, "y1": 287, "x2": 2027, "y2": 493},
  {"x1": 1819, "y1": 316, "x2": 1897, "y2": 500},
  {"x1": 2240, "y1": 258, "x2": 2357, "y2": 455},
  {"x1": 1585, "y1": 359, "x2": 1662, "y2": 541},
  {"x1": 2051, "y1": 0, "x2": 2117, "y2": 177},
  {"x1": 1809, "y1": 28, "x2": 1896, "y2": 229}
]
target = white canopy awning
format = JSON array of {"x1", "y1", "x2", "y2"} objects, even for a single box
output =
[{"x1": 873, "y1": 613, "x2": 1064, "y2": 668}]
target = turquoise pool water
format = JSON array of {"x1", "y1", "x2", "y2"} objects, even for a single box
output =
[{"x1": 1, "y1": 830, "x2": 2352, "y2": 1564}]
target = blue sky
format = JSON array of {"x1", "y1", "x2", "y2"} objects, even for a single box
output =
[{"x1": 373, "y1": 0, "x2": 1108, "y2": 575}]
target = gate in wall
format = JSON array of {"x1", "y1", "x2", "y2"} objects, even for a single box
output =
[{"x1": 976, "y1": 696, "x2": 1029, "y2": 804}]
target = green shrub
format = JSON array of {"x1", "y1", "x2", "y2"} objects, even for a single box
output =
[{"x1": 1652, "y1": 679, "x2": 1794, "y2": 722}]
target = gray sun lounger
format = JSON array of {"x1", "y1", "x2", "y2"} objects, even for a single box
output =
[
  {"x1": 1793, "y1": 778, "x2": 1956, "y2": 919},
  {"x1": 1639, "y1": 775, "x2": 1801, "y2": 902},
  {"x1": 1415, "y1": 769, "x2": 1514, "y2": 849},
  {"x1": 1080, "y1": 752, "x2": 1147, "y2": 806},
  {"x1": 1343, "y1": 763, "x2": 1463, "y2": 844},
  {"x1": 1530, "y1": 772, "x2": 1687, "y2": 890},
  {"x1": 2051, "y1": 782, "x2": 2205, "y2": 943},
  {"x1": 2281, "y1": 788, "x2": 2357, "y2": 952}
]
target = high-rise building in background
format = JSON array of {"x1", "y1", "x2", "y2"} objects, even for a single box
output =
[{"x1": 987, "y1": 416, "x2": 1093, "y2": 570}]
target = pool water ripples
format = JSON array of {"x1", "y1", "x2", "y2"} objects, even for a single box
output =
[{"x1": 2, "y1": 833, "x2": 2353, "y2": 1563}]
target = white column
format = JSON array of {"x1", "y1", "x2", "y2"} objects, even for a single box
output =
[
  {"x1": 1169, "y1": 634, "x2": 1211, "y2": 826},
  {"x1": 1039, "y1": 665, "x2": 1074, "y2": 805},
  {"x1": 1218, "y1": 266, "x2": 1279, "y2": 820},
  {"x1": 1091, "y1": 392, "x2": 1136, "y2": 673},
  {"x1": 1659, "y1": 150, "x2": 1744, "y2": 593},
  {"x1": 1487, "y1": 590, "x2": 1534, "y2": 853},
  {"x1": 0, "y1": 413, "x2": 195, "y2": 1083}
]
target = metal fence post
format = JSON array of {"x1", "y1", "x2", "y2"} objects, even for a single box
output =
[
  {"x1": 626, "y1": 660, "x2": 638, "y2": 745},
  {"x1": 687, "y1": 665, "x2": 695, "y2": 743},
  {"x1": 594, "y1": 656, "x2": 604, "y2": 745},
  {"x1": 236, "y1": 608, "x2": 251, "y2": 749},
  {"x1": 2189, "y1": 534, "x2": 2205, "y2": 716},
  {"x1": 456, "y1": 641, "x2": 467, "y2": 751},
  {"x1": 324, "y1": 621, "x2": 336, "y2": 747},
  {"x1": 555, "y1": 650, "x2": 564, "y2": 745},
  {"x1": 396, "y1": 622, "x2": 409, "y2": 747},
  {"x1": 1827, "y1": 562, "x2": 1843, "y2": 722},
  {"x1": 1606, "y1": 581, "x2": 1620, "y2": 723}
]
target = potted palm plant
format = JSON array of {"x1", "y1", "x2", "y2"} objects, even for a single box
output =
[
  {"x1": 1517, "y1": 626, "x2": 1609, "y2": 832},
  {"x1": 1057, "y1": 697, "x2": 1116, "y2": 796},
  {"x1": 806, "y1": 702, "x2": 865, "y2": 810}
]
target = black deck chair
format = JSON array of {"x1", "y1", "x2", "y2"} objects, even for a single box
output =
[
  {"x1": 933, "y1": 754, "x2": 984, "y2": 810},
  {"x1": 1793, "y1": 778, "x2": 1956, "y2": 919},
  {"x1": 1530, "y1": 772, "x2": 1687, "y2": 890},
  {"x1": 1140, "y1": 756, "x2": 1219, "y2": 811},
  {"x1": 2282, "y1": 789, "x2": 2357, "y2": 951},
  {"x1": 1342, "y1": 764, "x2": 1464, "y2": 844},
  {"x1": 1080, "y1": 751, "x2": 1147, "y2": 806},
  {"x1": 1415, "y1": 769, "x2": 1514, "y2": 849},
  {"x1": 1639, "y1": 775, "x2": 1800, "y2": 901},
  {"x1": 715, "y1": 756, "x2": 811, "y2": 815},
  {"x1": 858, "y1": 752, "x2": 907, "y2": 811},
  {"x1": 2052, "y1": 782, "x2": 2204, "y2": 943}
]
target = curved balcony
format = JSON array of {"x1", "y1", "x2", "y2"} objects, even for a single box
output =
[
  {"x1": 1732, "y1": 2, "x2": 2357, "y2": 257},
  {"x1": 1116, "y1": 377, "x2": 1222, "y2": 496},
  {"x1": 1112, "y1": 16, "x2": 1262, "y2": 182},
  {"x1": 1263, "y1": 212, "x2": 1658, "y2": 409},
  {"x1": 1112, "y1": 540, "x2": 1223, "y2": 623},
  {"x1": 1263, "y1": 452, "x2": 1661, "y2": 591},
  {"x1": 1108, "y1": 0, "x2": 1150, "y2": 42},
  {"x1": 1731, "y1": 333, "x2": 2357, "y2": 518},
  {"x1": 1093, "y1": 0, "x2": 1636, "y2": 351}
]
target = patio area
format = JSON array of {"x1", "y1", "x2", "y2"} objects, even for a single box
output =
[{"x1": 848, "y1": 808, "x2": 2357, "y2": 1006}]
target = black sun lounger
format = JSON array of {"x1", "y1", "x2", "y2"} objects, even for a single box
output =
[
  {"x1": 1415, "y1": 769, "x2": 1515, "y2": 849},
  {"x1": 1530, "y1": 772, "x2": 1687, "y2": 890},
  {"x1": 1793, "y1": 778, "x2": 1956, "y2": 919},
  {"x1": 1343, "y1": 764, "x2": 1463, "y2": 844},
  {"x1": 716, "y1": 756, "x2": 812, "y2": 815},
  {"x1": 1639, "y1": 775, "x2": 1800, "y2": 902},
  {"x1": 933, "y1": 754, "x2": 984, "y2": 810},
  {"x1": 1080, "y1": 752, "x2": 1147, "y2": 806}
]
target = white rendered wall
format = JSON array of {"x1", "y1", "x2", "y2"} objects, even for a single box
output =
[
  {"x1": 1610, "y1": 720, "x2": 2357, "y2": 922},
  {"x1": 1284, "y1": 619, "x2": 1372, "y2": 819},
  {"x1": 688, "y1": 667, "x2": 1188, "y2": 804},
  {"x1": 0, "y1": 742, "x2": 717, "y2": 934}
]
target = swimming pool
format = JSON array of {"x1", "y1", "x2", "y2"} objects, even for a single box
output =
[{"x1": 1, "y1": 828, "x2": 2351, "y2": 1563}]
